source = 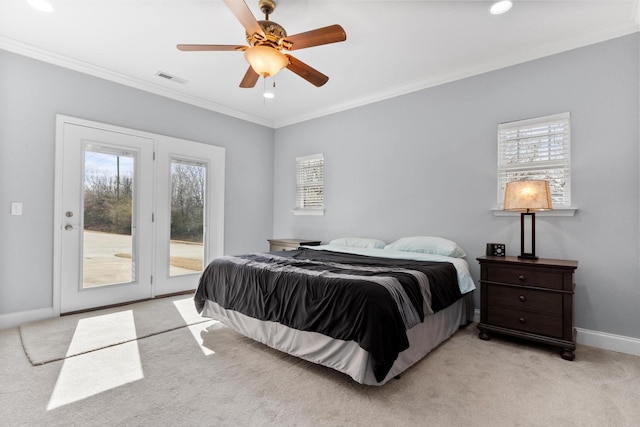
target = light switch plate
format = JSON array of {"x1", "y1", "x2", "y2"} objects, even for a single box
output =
[{"x1": 11, "y1": 202, "x2": 23, "y2": 216}]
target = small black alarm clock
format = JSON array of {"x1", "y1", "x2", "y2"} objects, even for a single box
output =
[{"x1": 486, "y1": 243, "x2": 505, "y2": 257}]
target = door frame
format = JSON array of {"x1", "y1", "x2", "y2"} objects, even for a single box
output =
[{"x1": 53, "y1": 115, "x2": 225, "y2": 315}]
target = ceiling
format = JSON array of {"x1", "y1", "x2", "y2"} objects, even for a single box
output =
[{"x1": 1, "y1": 1, "x2": 638, "y2": 128}]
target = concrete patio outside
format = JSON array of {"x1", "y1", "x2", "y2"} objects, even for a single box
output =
[{"x1": 82, "y1": 230, "x2": 203, "y2": 287}]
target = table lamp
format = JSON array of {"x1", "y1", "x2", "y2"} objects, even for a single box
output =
[{"x1": 503, "y1": 180, "x2": 552, "y2": 259}]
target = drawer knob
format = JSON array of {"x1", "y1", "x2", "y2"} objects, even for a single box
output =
[
  {"x1": 519, "y1": 317, "x2": 526, "y2": 324},
  {"x1": 518, "y1": 275, "x2": 526, "y2": 281},
  {"x1": 519, "y1": 295, "x2": 526, "y2": 302}
]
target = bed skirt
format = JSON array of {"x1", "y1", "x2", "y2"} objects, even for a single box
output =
[{"x1": 201, "y1": 292, "x2": 473, "y2": 385}]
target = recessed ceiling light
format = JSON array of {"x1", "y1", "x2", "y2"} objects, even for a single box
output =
[
  {"x1": 263, "y1": 92, "x2": 275, "y2": 99},
  {"x1": 27, "y1": 0, "x2": 54, "y2": 13},
  {"x1": 490, "y1": 1, "x2": 512, "y2": 15}
]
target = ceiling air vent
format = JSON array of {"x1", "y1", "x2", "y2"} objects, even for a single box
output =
[{"x1": 155, "y1": 71, "x2": 187, "y2": 84}]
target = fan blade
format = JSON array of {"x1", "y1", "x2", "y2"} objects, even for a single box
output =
[
  {"x1": 223, "y1": 0, "x2": 265, "y2": 40},
  {"x1": 177, "y1": 44, "x2": 247, "y2": 52},
  {"x1": 239, "y1": 66, "x2": 260, "y2": 88},
  {"x1": 283, "y1": 25, "x2": 346, "y2": 51},
  {"x1": 285, "y1": 55, "x2": 329, "y2": 87}
]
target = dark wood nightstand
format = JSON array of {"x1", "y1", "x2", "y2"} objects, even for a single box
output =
[
  {"x1": 268, "y1": 238, "x2": 321, "y2": 251},
  {"x1": 477, "y1": 256, "x2": 578, "y2": 360}
]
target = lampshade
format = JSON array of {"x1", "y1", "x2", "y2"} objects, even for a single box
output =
[
  {"x1": 503, "y1": 180, "x2": 552, "y2": 212},
  {"x1": 244, "y1": 46, "x2": 289, "y2": 78}
]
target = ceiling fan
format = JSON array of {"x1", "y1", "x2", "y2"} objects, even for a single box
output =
[{"x1": 177, "y1": 0, "x2": 347, "y2": 88}]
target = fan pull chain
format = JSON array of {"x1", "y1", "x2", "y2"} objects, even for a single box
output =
[{"x1": 263, "y1": 76, "x2": 276, "y2": 102}]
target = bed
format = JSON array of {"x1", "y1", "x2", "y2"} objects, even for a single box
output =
[{"x1": 194, "y1": 236, "x2": 476, "y2": 385}]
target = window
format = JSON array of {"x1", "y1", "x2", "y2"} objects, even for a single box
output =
[
  {"x1": 294, "y1": 153, "x2": 324, "y2": 215},
  {"x1": 170, "y1": 159, "x2": 205, "y2": 277},
  {"x1": 497, "y1": 112, "x2": 571, "y2": 210}
]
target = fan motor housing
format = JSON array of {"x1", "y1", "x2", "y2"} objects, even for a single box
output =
[{"x1": 246, "y1": 20, "x2": 288, "y2": 49}]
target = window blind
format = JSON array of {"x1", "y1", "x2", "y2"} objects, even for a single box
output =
[
  {"x1": 296, "y1": 153, "x2": 324, "y2": 211},
  {"x1": 497, "y1": 112, "x2": 571, "y2": 208}
]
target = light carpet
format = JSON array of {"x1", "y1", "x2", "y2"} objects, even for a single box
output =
[
  {"x1": 2, "y1": 297, "x2": 639, "y2": 426},
  {"x1": 18, "y1": 294, "x2": 208, "y2": 365}
]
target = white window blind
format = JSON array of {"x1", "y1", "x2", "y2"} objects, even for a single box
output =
[
  {"x1": 497, "y1": 112, "x2": 571, "y2": 208},
  {"x1": 295, "y1": 153, "x2": 324, "y2": 213}
]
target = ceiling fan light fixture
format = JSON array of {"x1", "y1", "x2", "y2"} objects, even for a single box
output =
[
  {"x1": 177, "y1": 0, "x2": 346, "y2": 88},
  {"x1": 490, "y1": 1, "x2": 512, "y2": 15},
  {"x1": 244, "y1": 46, "x2": 288, "y2": 77}
]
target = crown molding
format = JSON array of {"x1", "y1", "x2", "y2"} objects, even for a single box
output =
[
  {"x1": 0, "y1": 36, "x2": 275, "y2": 128},
  {"x1": 275, "y1": 23, "x2": 640, "y2": 128},
  {"x1": 2, "y1": 21, "x2": 638, "y2": 130}
]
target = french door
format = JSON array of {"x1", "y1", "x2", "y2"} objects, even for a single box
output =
[
  {"x1": 54, "y1": 116, "x2": 225, "y2": 314},
  {"x1": 153, "y1": 135, "x2": 225, "y2": 296}
]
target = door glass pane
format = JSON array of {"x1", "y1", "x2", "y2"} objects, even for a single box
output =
[
  {"x1": 170, "y1": 159, "x2": 205, "y2": 276},
  {"x1": 83, "y1": 147, "x2": 135, "y2": 288}
]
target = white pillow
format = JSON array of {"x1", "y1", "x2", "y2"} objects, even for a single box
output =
[
  {"x1": 384, "y1": 236, "x2": 466, "y2": 258},
  {"x1": 329, "y1": 237, "x2": 386, "y2": 249}
]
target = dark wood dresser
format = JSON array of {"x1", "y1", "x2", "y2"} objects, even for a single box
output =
[
  {"x1": 268, "y1": 238, "x2": 321, "y2": 251},
  {"x1": 477, "y1": 256, "x2": 578, "y2": 360}
]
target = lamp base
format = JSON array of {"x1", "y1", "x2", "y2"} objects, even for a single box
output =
[{"x1": 518, "y1": 212, "x2": 538, "y2": 261}]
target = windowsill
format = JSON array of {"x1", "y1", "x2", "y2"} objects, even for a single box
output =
[
  {"x1": 292, "y1": 209, "x2": 325, "y2": 216},
  {"x1": 492, "y1": 207, "x2": 577, "y2": 217}
]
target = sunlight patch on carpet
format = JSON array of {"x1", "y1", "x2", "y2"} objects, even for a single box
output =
[
  {"x1": 47, "y1": 311, "x2": 143, "y2": 410},
  {"x1": 172, "y1": 296, "x2": 204, "y2": 325},
  {"x1": 187, "y1": 322, "x2": 218, "y2": 355},
  {"x1": 173, "y1": 297, "x2": 218, "y2": 356},
  {"x1": 65, "y1": 310, "x2": 137, "y2": 357}
]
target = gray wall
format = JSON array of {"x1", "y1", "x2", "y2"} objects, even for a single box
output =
[
  {"x1": 273, "y1": 34, "x2": 640, "y2": 339},
  {"x1": 2, "y1": 34, "x2": 639, "y2": 340},
  {"x1": 0, "y1": 50, "x2": 274, "y2": 316}
]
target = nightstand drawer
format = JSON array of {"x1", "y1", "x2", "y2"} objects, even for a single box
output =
[
  {"x1": 487, "y1": 307, "x2": 563, "y2": 338},
  {"x1": 270, "y1": 244, "x2": 296, "y2": 251},
  {"x1": 485, "y1": 265, "x2": 564, "y2": 290},
  {"x1": 487, "y1": 285, "x2": 562, "y2": 315}
]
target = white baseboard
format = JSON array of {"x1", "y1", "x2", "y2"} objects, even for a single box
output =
[
  {"x1": 575, "y1": 327, "x2": 640, "y2": 357},
  {"x1": 472, "y1": 309, "x2": 640, "y2": 357},
  {"x1": 0, "y1": 307, "x2": 56, "y2": 330}
]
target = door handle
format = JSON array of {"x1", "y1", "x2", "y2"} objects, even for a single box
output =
[{"x1": 65, "y1": 224, "x2": 77, "y2": 231}]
